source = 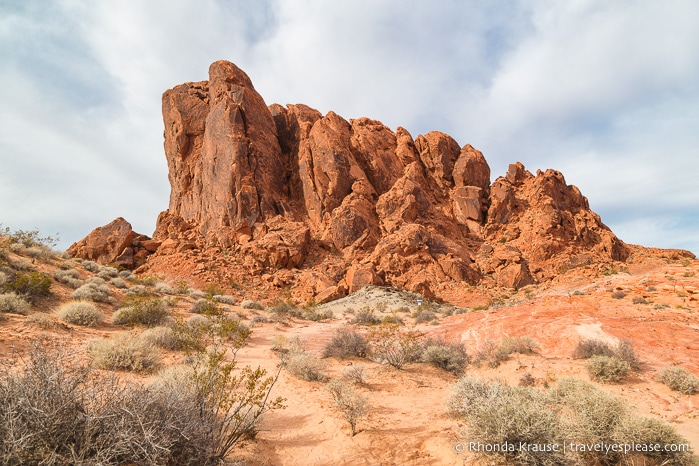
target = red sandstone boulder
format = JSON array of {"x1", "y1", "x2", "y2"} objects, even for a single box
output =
[{"x1": 67, "y1": 217, "x2": 152, "y2": 269}]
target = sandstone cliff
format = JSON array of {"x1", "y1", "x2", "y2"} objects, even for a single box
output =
[{"x1": 70, "y1": 60, "x2": 670, "y2": 300}]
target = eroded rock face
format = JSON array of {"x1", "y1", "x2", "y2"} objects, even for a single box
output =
[
  {"x1": 67, "y1": 217, "x2": 153, "y2": 269},
  {"x1": 133, "y1": 60, "x2": 638, "y2": 295}
]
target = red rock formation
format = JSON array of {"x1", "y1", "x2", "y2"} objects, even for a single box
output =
[
  {"x1": 126, "y1": 60, "x2": 650, "y2": 297},
  {"x1": 67, "y1": 217, "x2": 153, "y2": 269}
]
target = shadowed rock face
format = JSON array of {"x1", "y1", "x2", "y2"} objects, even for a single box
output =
[{"x1": 75, "y1": 60, "x2": 649, "y2": 296}]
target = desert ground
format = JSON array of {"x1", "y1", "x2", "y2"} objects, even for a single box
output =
[{"x1": 1, "y1": 239, "x2": 697, "y2": 465}]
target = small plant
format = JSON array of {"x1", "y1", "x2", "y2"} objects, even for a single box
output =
[
  {"x1": 474, "y1": 339, "x2": 510, "y2": 368},
  {"x1": 285, "y1": 351, "x2": 327, "y2": 381},
  {"x1": 602, "y1": 268, "x2": 618, "y2": 276},
  {"x1": 53, "y1": 268, "x2": 83, "y2": 288},
  {"x1": 413, "y1": 309, "x2": 437, "y2": 324},
  {"x1": 499, "y1": 336, "x2": 538, "y2": 355},
  {"x1": 342, "y1": 365, "x2": 367, "y2": 385},
  {"x1": 421, "y1": 338, "x2": 469, "y2": 375},
  {"x1": 24, "y1": 313, "x2": 56, "y2": 329},
  {"x1": 56, "y1": 301, "x2": 103, "y2": 326},
  {"x1": 140, "y1": 326, "x2": 178, "y2": 350},
  {"x1": 657, "y1": 366, "x2": 699, "y2": 395},
  {"x1": 3, "y1": 271, "x2": 52, "y2": 301},
  {"x1": 0, "y1": 292, "x2": 31, "y2": 315},
  {"x1": 81, "y1": 260, "x2": 101, "y2": 272},
  {"x1": 574, "y1": 339, "x2": 641, "y2": 371},
  {"x1": 351, "y1": 306, "x2": 382, "y2": 326},
  {"x1": 241, "y1": 299, "x2": 264, "y2": 310},
  {"x1": 213, "y1": 294, "x2": 236, "y2": 305},
  {"x1": 327, "y1": 378, "x2": 369, "y2": 436},
  {"x1": 71, "y1": 278, "x2": 112, "y2": 303},
  {"x1": 611, "y1": 291, "x2": 627, "y2": 299},
  {"x1": 250, "y1": 315, "x2": 269, "y2": 324},
  {"x1": 154, "y1": 282, "x2": 175, "y2": 294},
  {"x1": 368, "y1": 325, "x2": 423, "y2": 370},
  {"x1": 191, "y1": 298, "x2": 221, "y2": 316},
  {"x1": 109, "y1": 277, "x2": 127, "y2": 288},
  {"x1": 323, "y1": 328, "x2": 369, "y2": 359},
  {"x1": 632, "y1": 296, "x2": 649, "y2": 304},
  {"x1": 586, "y1": 355, "x2": 630, "y2": 383},
  {"x1": 113, "y1": 297, "x2": 171, "y2": 326},
  {"x1": 519, "y1": 372, "x2": 536, "y2": 386},
  {"x1": 88, "y1": 332, "x2": 160, "y2": 372}
]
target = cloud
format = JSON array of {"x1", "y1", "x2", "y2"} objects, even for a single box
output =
[{"x1": 0, "y1": 0, "x2": 697, "y2": 254}]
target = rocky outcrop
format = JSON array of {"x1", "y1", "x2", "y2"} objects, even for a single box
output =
[
  {"x1": 67, "y1": 217, "x2": 154, "y2": 269},
  {"x1": 127, "y1": 60, "x2": 638, "y2": 296}
]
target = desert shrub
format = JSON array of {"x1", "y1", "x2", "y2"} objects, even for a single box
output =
[
  {"x1": 574, "y1": 339, "x2": 641, "y2": 371},
  {"x1": 71, "y1": 278, "x2": 112, "y2": 303},
  {"x1": 172, "y1": 280, "x2": 189, "y2": 294},
  {"x1": 381, "y1": 313, "x2": 403, "y2": 325},
  {"x1": 24, "y1": 313, "x2": 56, "y2": 329},
  {"x1": 187, "y1": 314, "x2": 211, "y2": 330},
  {"x1": 98, "y1": 265, "x2": 119, "y2": 277},
  {"x1": 499, "y1": 336, "x2": 538, "y2": 355},
  {"x1": 119, "y1": 269, "x2": 134, "y2": 278},
  {"x1": 131, "y1": 275, "x2": 159, "y2": 286},
  {"x1": 213, "y1": 294, "x2": 235, "y2": 305},
  {"x1": 285, "y1": 351, "x2": 327, "y2": 381},
  {"x1": 0, "y1": 340, "x2": 283, "y2": 465},
  {"x1": 658, "y1": 366, "x2": 699, "y2": 395},
  {"x1": 241, "y1": 299, "x2": 264, "y2": 310},
  {"x1": 140, "y1": 326, "x2": 178, "y2": 350},
  {"x1": 342, "y1": 365, "x2": 367, "y2": 385},
  {"x1": 81, "y1": 260, "x2": 100, "y2": 272},
  {"x1": 573, "y1": 339, "x2": 616, "y2": 359},
  {"x1": 368, "y1": 325, "x2": 423, "y2": 369},
  {"x1": 474, "y1": 340, "x2": 511, "y2": 368},
  {"x1": 612, "y1": 415, "x2": 695, "y2": 465},
  {"x1": 323, "y1": 328, "x2": 368, "y2": 359},
  {"x1": 53, "y1": 268, "x2": 84, "y2": 288},
  {"x1": 586, "y1": 355, "x2": 630, "y2": 383},
  {"x1": 413, "y1": 309, "x2": 437, "y2": 324},
  {"x1": 351, "y1": 306, "x2": 381, "y2": 326},
  {"x1": 0, "y1": 271, "x2": 7, "y2": 286},
  {"x1": 421, "y1": 338, "x2": 469, "y2": 375},
  {"x1": 611, "y1": 291, "x2": 627, "y2": 299},
  {"x1": 447, "y1": 377, "x2": 565, "y2": 465},
  {"x1": 109, "y1": 277, "x2": 127, "y2": 288},
  {"x1": 191, "y1": 298, "x2": 221, "y2": 316},
  {"x1": 189, "y1": 289, "x2": 207, "y2": 299},
  {"x1": 632, "y1": 296, "x2": 649, "y2": 304},
  {"x1": 250, "y1": 315, "x2": 269, "y2": 325},
  {"x1": 113, "y1": 296, "x2": 171, "y2": 327},
  {"x1": 327, "y1": 378, "x2": 369, "y2": 436},
  {"x1": 0, "y1": 293, "x2": 30, "y2": 315},
  {"x1": 519, "y1": 372, "x2": 536, "y2": 386},
  {"x1": 88, "y1": 332, "x2": 160, "y2": 372},
  {"x1": 124, "y1": 284, "x2": 150, "y2": 296},
  {"x1": 3, "y1": 271, "x2": 51, "y2": 301},
  {"x1": 154, "y1": 282, "x2": 175, "y2": 294},
  {"x1": 24, "y1": 245, "x2": 54, "y2": 261},
  {"x1": 1, "y1": 226, "x2": 58, "y2": 248},
  {"x1": 301, "y1": 307, "x2": 333, "y2": 322},
  {"x1": 56, "y1": 301, "x2": 103, "y2": 326}
]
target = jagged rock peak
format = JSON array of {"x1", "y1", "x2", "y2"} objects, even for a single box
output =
[{"x1": 95, "y1": 61, "x2": 637, "y2": 298}]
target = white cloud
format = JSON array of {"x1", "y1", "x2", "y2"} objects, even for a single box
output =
[{"x1": 0, "y1": 0, "x2": 697, "y2": 254}]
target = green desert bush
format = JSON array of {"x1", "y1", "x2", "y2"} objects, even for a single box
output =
[
  {"x1": 574, "y1": 339, "x2": 642, "y2": 371},
  {"x1": 241, "y1": 299, "x2": 264, "y2": 310},
  {"x1": 327, "y1": 378, "x2": 369, "y2": 436},
  {"x1": 88, "y1": 332, "x2": 160, "y2": 372},
  {"x1": 3, "y1": 271, "x2": 51, "y2": 301},
  {"x1": 658, "y1": 366, "x2": 699, "y2": 395},
  {"x1": 0, "y1": 292, "x2": 30, "y2": 315},
  {"x1": 323, "y1": 327, "x2": 368, "y2": 359},
  {"x1": 191, "y1": 298, "x2": 222, "y2": 316},
  {"x1": 421, "y1": 338, "x2": 469, "y2": 375},
  {"x1": 586, "y1": 355, "x2": 631, "y2": 383},
  {"x1": 113, "y1": 297, "x2": 171, "y2": 327},
  {"x1": 56, "y1": 301, "x2": 103, "y2": 326}
]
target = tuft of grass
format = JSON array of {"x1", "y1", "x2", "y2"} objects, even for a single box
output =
[
  {"x1": 56, "y1": 301, "x2": 103, "y2": 326},
  {"x1": 657, "y1": 366, "x2": 699, "y2": 395},
  {"x1": 88, "y1": 332, "x2": 160, "y2": 372}
]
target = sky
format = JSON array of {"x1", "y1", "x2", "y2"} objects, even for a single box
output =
[{"x1": 1, "y1": 0, "x2": 698, "y2": 254}]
